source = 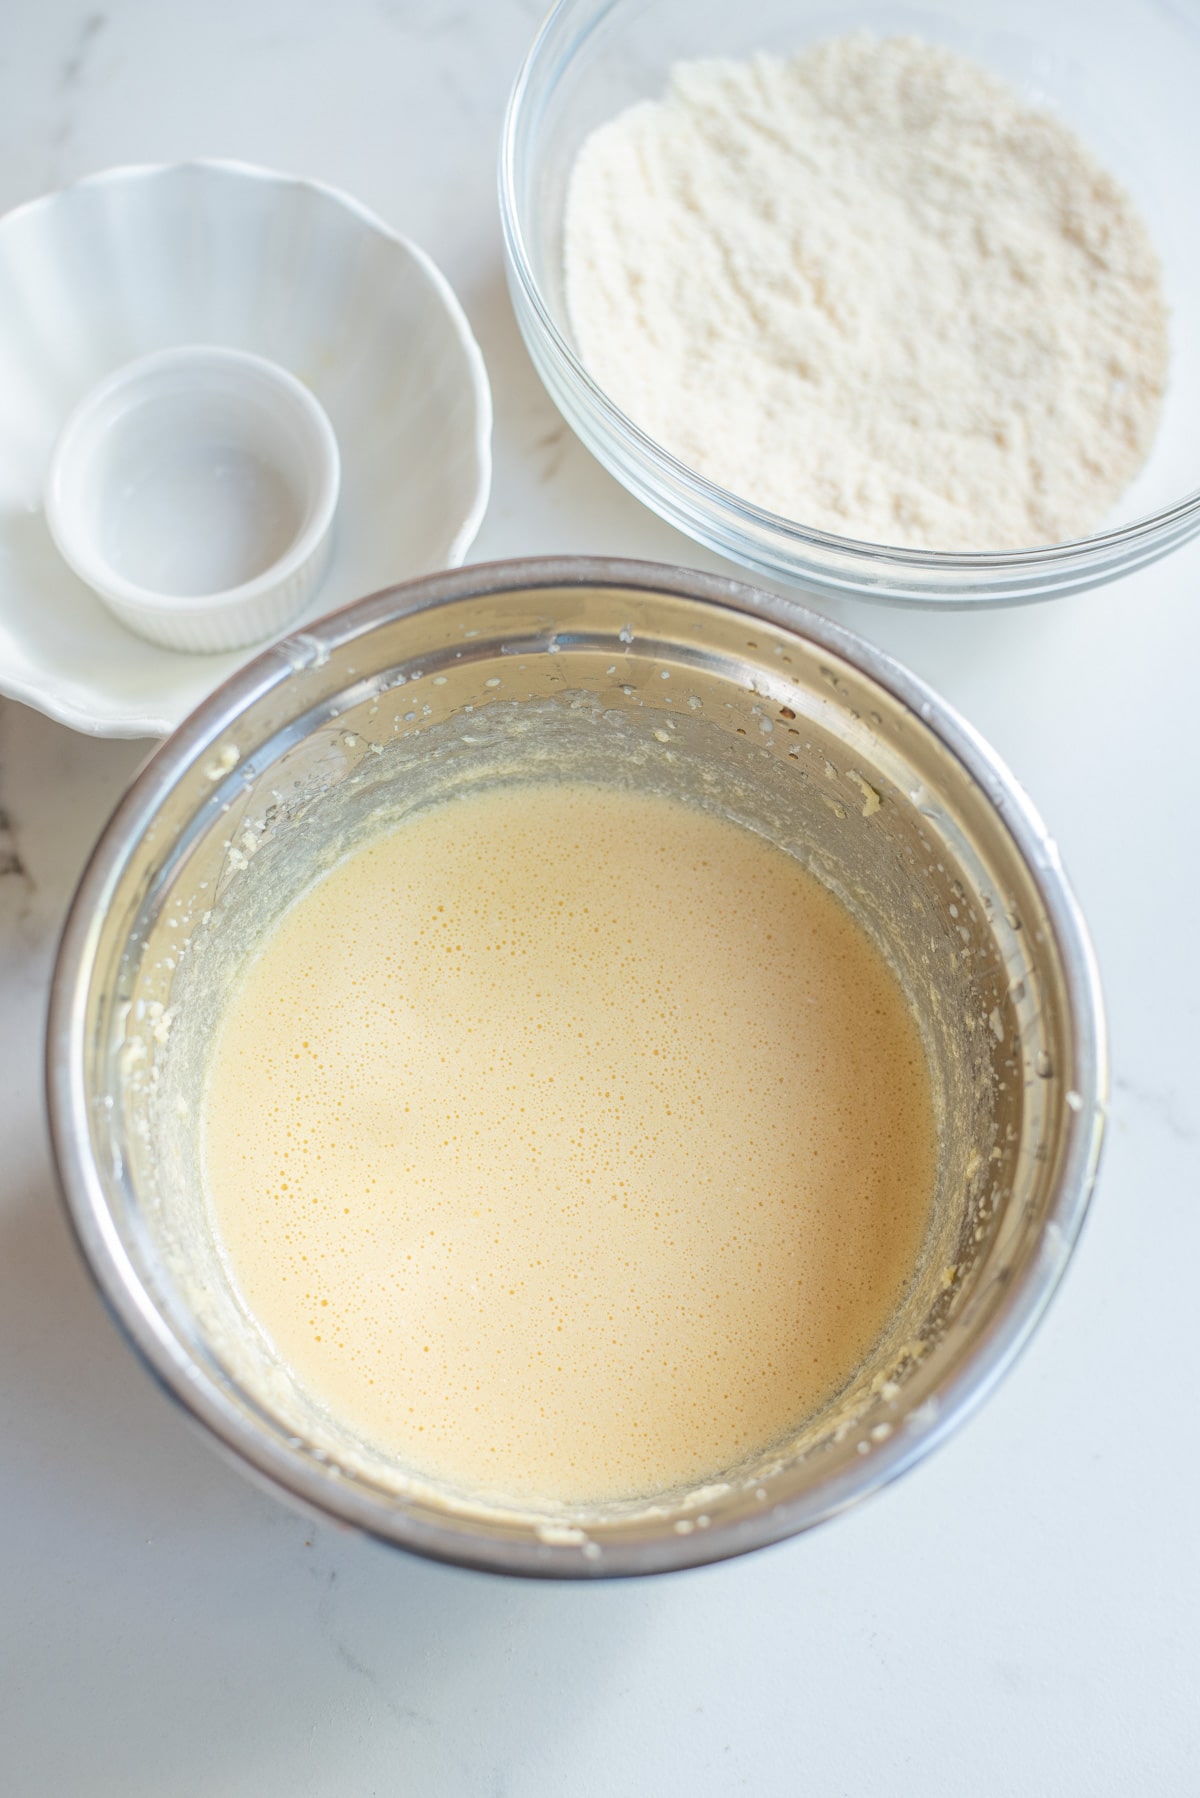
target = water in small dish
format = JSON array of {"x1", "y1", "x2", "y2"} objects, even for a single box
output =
[{"x1": 201, "y1": 781, "x2": 936, "y2": 1506}]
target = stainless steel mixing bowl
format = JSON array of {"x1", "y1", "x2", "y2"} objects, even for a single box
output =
[{"x1": 47, "y1": 558, "x2": 1106, "y2": 1576}]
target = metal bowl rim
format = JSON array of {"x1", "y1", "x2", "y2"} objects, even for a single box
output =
[{"x1": 46, "y1": 553, "x2": 1108, "y2": 1577}]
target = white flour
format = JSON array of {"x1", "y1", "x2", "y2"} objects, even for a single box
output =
[{"x1": 564, "y1": 35, "x2": 1168, "y2": 551}]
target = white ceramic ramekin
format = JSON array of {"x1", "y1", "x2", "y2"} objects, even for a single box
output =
[
  {"x1": 44, "y1": 345, "x2": 341, "y2": 654},
  {"x1": 0, "y1": 160, "x2": 492, "y2": 730}
]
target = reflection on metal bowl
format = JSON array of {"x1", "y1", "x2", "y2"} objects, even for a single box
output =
[{"x1": 47, "y1": 557, "x2": 1105, "y2": 1576}]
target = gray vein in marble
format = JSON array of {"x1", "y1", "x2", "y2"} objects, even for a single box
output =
[
  {"x1": 534, "y1": 420, "x2": 571, "y2": 484},
  {"x1": 315, "y1": 1564, "x2": 437, "y2": 1732},
  {"x1": 377, "y1": 1, "x2": 468, "y2": 35},
  {"x1": 60, "y1": 11, "x2": 106, "y2": 92},
  {"x1": 0, "y1": 805, "x2": 31, "y2": 887},
  {"x1": 1113, "y1": 1074, "x2": 1196, "y2": 1144},
  {"x1": 53, "y1": 11, "x2": 107, "y2": 160}
]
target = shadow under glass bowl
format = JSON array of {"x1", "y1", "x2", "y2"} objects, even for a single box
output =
[
  {"x1": 501, "y1": 0, "x2": 1200, "y2": 607},
  {"x1": 48, "y1": 557, "x2": 1105, "y2": 1577}
]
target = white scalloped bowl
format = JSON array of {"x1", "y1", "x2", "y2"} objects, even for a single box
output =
[{"x1": 0, "y1": 161, "x2": 492, "y2": 737}]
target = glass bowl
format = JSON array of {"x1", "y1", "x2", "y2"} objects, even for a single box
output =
[
  {"x1": 501, "y1": 0, "x2": 1200, "y2": 606},
  {"x1": 48, "y1": 557, "x2": 1105, "y2": 1576}
]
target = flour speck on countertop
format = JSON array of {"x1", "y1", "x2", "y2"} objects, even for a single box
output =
[{"x1": 564, "y1": 34, "x2": 1169, "y2": 551}]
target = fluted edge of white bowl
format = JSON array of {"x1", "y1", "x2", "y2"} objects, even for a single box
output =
[{"x1": 0, "y1": 159, "x2": 494, "y2": 739}]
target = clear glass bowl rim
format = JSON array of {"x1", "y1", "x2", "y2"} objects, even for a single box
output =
[{"x1": 499, "y1": 0, "x2": 1200, "y2": 581}]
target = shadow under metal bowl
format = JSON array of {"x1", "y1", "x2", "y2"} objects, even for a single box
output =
[
  {"x1": 501, "y1": 0, "x2": 1200, "y2": 605},
  {"x1": 47, "y1": 557, "x2": 1105, "y2": 1576}
]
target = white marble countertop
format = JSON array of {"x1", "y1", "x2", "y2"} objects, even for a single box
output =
[{"x1": 2, "y1": 4, "x2": 1197, "y2": 1793}]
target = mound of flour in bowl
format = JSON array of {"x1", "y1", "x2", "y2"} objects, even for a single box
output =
[{"x1": 564, "y1": 34, "x2": 1168, "y2": 551}]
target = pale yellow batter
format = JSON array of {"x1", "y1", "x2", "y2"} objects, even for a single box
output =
[{"x1": 203, "y1": 782, "x2": 935, "y2": 1505}]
